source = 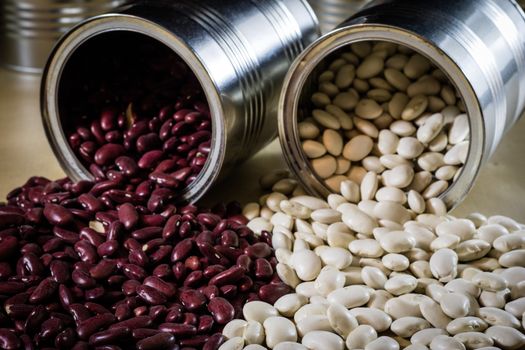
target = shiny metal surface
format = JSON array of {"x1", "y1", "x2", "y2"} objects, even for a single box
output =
[
  {"x1": 279, "y1": 0, "x2": 525, "y2": 208},
  {"x1": 0, "y1": 0, "x2": 131, "y2": 73},
  {"x1": 41, "y1": 0, "x2": 319, "y2": 203},
  {"x1": 308, "y1": 0, "x2": 372, "y2": 33}
]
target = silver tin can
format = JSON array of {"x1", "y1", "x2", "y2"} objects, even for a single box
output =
[
  {"x1": 41, "y1": 0, "x2": 319, "y2": 203},
  {"x1": 307, "y1": 0, "x2": 372, "y2": 34},
  {"x1": 0, "y1": 0, "x2": 131, "y2": 73},
  {"x1": 279, "y1": 0, "x2": 525, "y2": 208}
]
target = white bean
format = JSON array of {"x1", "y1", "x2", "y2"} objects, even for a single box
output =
[{"x1": 263, "y1": 317, "x2": 298, "y2": 349}]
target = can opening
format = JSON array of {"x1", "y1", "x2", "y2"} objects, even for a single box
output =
[
  {"x1": 57, "y1": 30, "x2": 213, "y2": 198},
  {"x1": 284, "y1": 38, "x2": 473, "y2": 207}
]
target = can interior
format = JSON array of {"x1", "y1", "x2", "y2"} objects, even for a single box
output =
[
  {"x1": 294, "y1": 38, "x2": 471, "y2": 204},
  {"x1": 57, "y1": 30, "x2": 214, "y2": 197}
]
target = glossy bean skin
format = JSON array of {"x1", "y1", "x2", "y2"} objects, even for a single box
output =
[{"x1": 0, "y1": 50, "x2": 282, "y2": 350}]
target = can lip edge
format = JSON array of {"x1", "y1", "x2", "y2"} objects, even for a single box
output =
[
  {"x1": 40, "y1": 12, "x2": 227, "y2": 204},
  {"x1": 278, "y1": 23, "x2": 484, "y2": 208}
]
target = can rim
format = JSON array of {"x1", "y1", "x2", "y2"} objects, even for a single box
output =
[
  {"x1": 40, "y1": 13, "x2": 226, "y2": 203},
  {"x1": 278, "y1": 23, "x2": 484, "y2": 209}
]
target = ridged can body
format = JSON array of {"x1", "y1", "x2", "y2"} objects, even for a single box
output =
[
  {"x1": 0, "y1": 0, "x2": 131, "y2": 72},
  {"x1": 279, "y1": 0, "x2": 525, "y2": 207},
  {"x1": 41, "y1": 0, "x2": 319, "y2": 203},
  {"x1": 307, "y1": 0, "x2": 372, "y2": 33}
]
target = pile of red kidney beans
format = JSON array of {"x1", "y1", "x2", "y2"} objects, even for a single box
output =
[{"x1": 0, "y1": 53, "x2": 290, "y2": 350}]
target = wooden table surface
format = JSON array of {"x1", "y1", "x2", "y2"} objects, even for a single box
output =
[{"x1": 1, "y1": 67, "x2": 524, "y2": 221}]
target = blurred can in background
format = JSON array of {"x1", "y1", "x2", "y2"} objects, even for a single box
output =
[
  {"x1": 308, "y1": 0, "x2": 372, "y2": 33},
  {"x1": 0, "y1": 0, "x2": 131, "y2": 73}
]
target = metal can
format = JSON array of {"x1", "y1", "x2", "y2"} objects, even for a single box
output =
[
  {"x1": 41, "y1": 0, "x2": 319, "y2": 203},
  {"x1": 279, "y1": 0, "x2": 525, "y2": 208},
  {"x1": 307, "y1": 0, "x2": 372, "y2": 34},
  {"x1": 0, "y1": 0, "x2": 131, "y2": 73}
]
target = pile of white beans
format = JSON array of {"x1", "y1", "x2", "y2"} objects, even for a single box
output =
[
  {"x1": 298, "y1": 41, "x2": 469, "y2": 201},
  {"x1": 218, "y1": 169, "x2": 525, "y2": 350}
]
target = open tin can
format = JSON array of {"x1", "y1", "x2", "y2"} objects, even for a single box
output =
[
  {"x1": 279, "y1": 0, "x2": 525, "y2": 208},
  {"x1": 41, "y1": 0, "x2": 319, "y2": 203}
]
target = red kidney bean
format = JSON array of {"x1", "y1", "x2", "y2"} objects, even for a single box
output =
[
  {"x1": 117, "y1": 203, "x2": 139, "y2": 230},
  {"x1": 79, "y1": 227, "x2": 104, "y2": 246},
  {"x1": 142, "y1": 238, "x2": 165, "y2": 253},
  {"x1": 148, "y1": 305, "x2": 166, "y2": 322},
  {"x1": 129, "y1": 249, "x2": 149, "y2": 267},
  {"x1": 199, "y1": 285, "x2": 220, "y2": 301},
  {"x1": 203, "y1": 265, "x2": 225, "y2": 279},
  {"x1": 74, "y1": 241, "x2": 98, "y2": 264},
  {"x1": 0, "y1": 328, "x2": 21, "y2": 349},
  {"x1": 97, "y1": 240, "x2": 118, "y2": 257},
  {"x1": 37, "y1": 317, "x2": 64, "y2": 342},
  {"x1": 55, "y1": 328, "x2": 77, "y2": 349},
  {"x1": 131, "y1": 227, "x2": 162, "y2": 240},
  {"x1": 220, "y1": 285, "x2": 237, "y2": 299},
  {"x1": 29, "y1": 277, "x2": 58, "y2": 303},
  {"x1": 121, "y1": 264, "x2": 146, "y2": 280},
  {"x1": 182, "y1": 312, "x2": 198, "y2": 327},
  {"x1": 72, "y1": 270, "x2": 97, "y2": 289},
  {"x1": 107, "y1": 221, "x2": 123, "y2": 241},
  {"x1": 131, "y1": 328, "x2": 161, "y2": 340},
  {"x1": 43, "y1": 204, "x2": 74, "y2": 227},
  {"x1": 258, "y1": 282, "x2": 293, "y2": 304},
  {"x1": 85, "y1": 286, "x2": 105, "y2": 300},
  {"x1": 114, "y1": 157, "x2": 138, "y2": 177},
  {"x1": 89, "y1": 260, "x2": 117, "y2": 280},
  {"x1": 68, "y1": 304, "x2": 91, "y2": 324},
  {"x1": 183, "y1": 270, "x2": 204, "y2": 287},
  {"x1": 77, "y1": 313, "x2": 116, "y2": 339},
  {"x1": 141, "y1": 214, "x2": 165, "y2": 227},
  {"x1": 198, "y1": 315, "x2": 214, "y2": 333},
  {"x1": 109, "y1": 316, "x2": 152, "y2": 330},
  {"x1": 207, "y1": 297, "x2": 234, "y2": 325},
  {"x1": 53, "y1": 227, "x2": 80, "y2": 244},
  {"x1": 255, "y1": 258, "x2": 273, "y2": 279},
  {"x1": 184, "y1": 256, "x2": 201, "y2": 271},
  {"x1": 203, "y1": 333, "x2": 225, "y2": 350},
  {"x1": 136, "y1": 133, "x2": 161, "y2": 153},
  {"x1": 6, "y1": 304, "x2": 34, "y2": 319},
  {"x1": 94, "y1": 144, "x2": 126, "y2": 166},
  {"x1": 21, "y1": 252, "x2": 45, "y2": 276},
  {"x1": 91, "y1": 120, "x2": 106, "y2": 144},
  {"x1": 89, "y1": 326, "x2": 130, "y2": 346},
  {"x1": 136, "y1": 285, "x2": 167, "y2": 305},
  {"x1": 152, "y1": 264, "x2": 171, "y2": 279},
  {"x1": 59, "y1": 284, "x2": 74, "y2": 307},
  {"x1": 78, "y1": 194, "x2": 103, "y2": 213},
  {"x1": 165, "y1": 305, "x2": 183, "y2": 323},
  {"x1": 143, "y1": 276, "x2": 176, "y2": 298},
  {"x1": 136, "y1": 332, "x2": 176, "y2": 350},
  {"x1": 158, "y1": 323, "x2": 196, "y2": 337},
  {"x1": 171, "y1": 238, "x2": 193, "y2": 262},
  {"x1": 122, "y1": 280, "x2": 141, "y2": 296},
  {"x1": 138, "y1": 150, "x2": 164, "y2": 169},
  {"x1": 114, "y1": 304, "x2": 131, "y2": 322},
  {"x1": 220, "y1": 230, "x2": 239, "y2": 247},
  {"x1": 179, "y1": 289, "x2": 206, "y2": 311},
  {"x1": 208, "y1": 266, "x2": 245, "y2": 287},
  {"x1": 85, "y1": 302, "x2": 111, "y2": 315},
  {"x1": 162, "y1": 215, "x2": 181, "y2": 240}
]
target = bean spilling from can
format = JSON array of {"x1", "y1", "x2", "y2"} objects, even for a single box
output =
[
  {"x1": 66, "y1": 44, "x2": 212, "y2": 192},
  {"x1": 220, "y1": 169, "x2": 525, "y2": 350},
  {"x1": 298, "y1": 41, "x2": 469, "y2": 205}
]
